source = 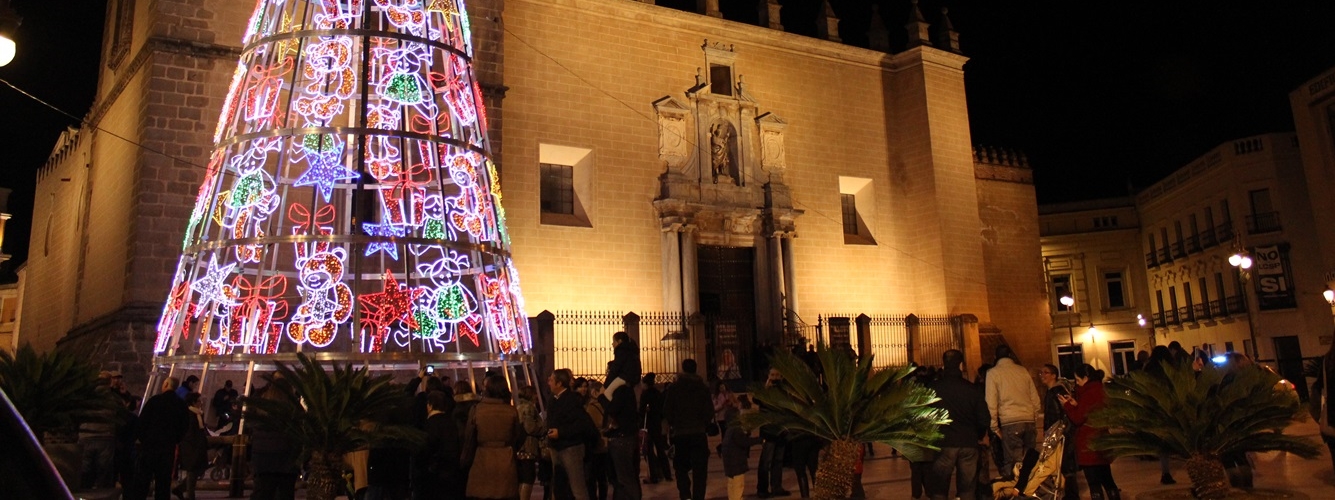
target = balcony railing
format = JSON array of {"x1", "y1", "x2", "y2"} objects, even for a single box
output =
[
  {"x1": 1170, "y1": 242, "x2": 1186, "y2": 259},
  {"x1": 1151, "y1": 312, "x2": 1168, "y2": 328},
  {"x1": 1246, "y1": 212, "x2": 1282, "y2": 234},
  {"x1": 1177, "y1": 305, "x2": 1194, "y2": 323},
  {"x1": 1184, "y1": 235, "x2": 1201, "y2": 254},
  {"x1": 1192, "y1": 303, "x2": 1209, "y2": 320},
  {"x1": 1225, "y1": 295, "x2": 1245, "y2": 314},
  {"x1": 1159, "y1": 247, "x2": 1174, "y2": 264},
  {"x1": 1200, "y1": 228, "x2": 1219, "y2": 248},
  {"x1": 1145, "y1": 251, "x2": 1160, "y2": 268},
  {"x1": 1216, "y1": 223, "x2": 1234, "y2": 242}
]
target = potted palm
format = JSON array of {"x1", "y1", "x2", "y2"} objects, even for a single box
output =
[
  {"x1": 743, "y1": 342, "x2": 949, "y2": 499},
  {"x1": 1089, "y1": 362, "x2": 1319, "y2": 499},
  {"x1": 243, "y1": 354, "x2": 423, "y2": 500},
  {"x1": 0, "y1": 343, "x2": 117, "y2": 488}
]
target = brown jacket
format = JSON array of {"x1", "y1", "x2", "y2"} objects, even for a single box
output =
[{"x1": 464, "y1": 398, "x2": 523, "y2": 499}]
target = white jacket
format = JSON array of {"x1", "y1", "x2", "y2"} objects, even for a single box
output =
[{"x1": 984, "y1": 357, "x2": 1040, "y2": 432}]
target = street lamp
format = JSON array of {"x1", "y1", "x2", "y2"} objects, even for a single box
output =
[
  {"x1": 1323, "y1": 287, "x2": 1334, "y2": 306},
  {"x1": 0, "y1": 1, "x2": 19, "y2": 67},
  {"x1": 1060, "y1": 295, "x2": 1076, "y2": 375},
  {"x1": 1230, "y1": 249, "x2": 1261, "y2": 360},
  {"x1": 1087, "y1": 323, "x2": 1099, "y2": 367}
]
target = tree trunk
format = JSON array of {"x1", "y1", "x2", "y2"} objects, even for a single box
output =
[
  {"x1": 1185, "y1": 455, "x2": 1230, "y2": 499},
  {"x1": 813, "y1": 439, "x2": 859, "y2": 500},
  {"x1": 306, "y1": 451, "x2": 345, "y2": 500}
]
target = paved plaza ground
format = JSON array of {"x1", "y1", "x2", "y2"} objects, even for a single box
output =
[{"x1": 194, "y1": 420, "x2": 1335, "y2": 499}]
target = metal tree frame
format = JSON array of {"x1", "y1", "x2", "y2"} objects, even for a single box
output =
[{"x1": 146, "y1": 0, "x2": 532, "y2": 403}]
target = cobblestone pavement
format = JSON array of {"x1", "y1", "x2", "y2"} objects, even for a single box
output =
[{"x1": 197, "y1": 420, "x2": 1335, "y2": 499}]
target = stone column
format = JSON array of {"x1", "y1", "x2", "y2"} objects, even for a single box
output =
[
  {"x1": 661, "y1": 229, "x2": 684, "y2": 314},
  {"x1": 681, "y1": 228, "x2": 700, "y2": 315},
  {"x1": 767, "y1": 235, "x2": 784, "y2": 345},
  {"x1": 781, "y1": 236, "x2": 799, "y2": 334}
]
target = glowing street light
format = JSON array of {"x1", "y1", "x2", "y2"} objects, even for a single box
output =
[
  {"x1": 0, "y1": 1, "x2": 18, "y2": 67},
  {"x1": 1136, "y1": 313, "x2": 1147, "y2": 328},
  {"x1": 1228, "y1": 252, "x2": 1253, "y2": 269},
  {"x1": 1059, "y1": 295, "x2": 1076, "y2": 374},
  {"x1": 1324, "y1": 287, "x2": 1334, "y2": 306}
]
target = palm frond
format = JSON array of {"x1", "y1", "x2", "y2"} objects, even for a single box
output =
[
  {"x1": 1090, "y1": 361, "x2": 1319, "y2": 461},
  {"x1": 742, "y1": 341, "x2": 948, "y2": 461},
  {"x1": 0, "y1": 343, "x2": 118, "y2": 439},
  {"x1": 244, "y1": 353, "x2": 424, "y2": 462}
]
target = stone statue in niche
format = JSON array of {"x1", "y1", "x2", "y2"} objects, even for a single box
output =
[{"x1": 710, "y1": 122, "x2": 736, "y2": 184}]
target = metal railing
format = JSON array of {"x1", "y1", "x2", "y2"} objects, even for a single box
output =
[
  {"x1": 549, "y1": 310, "x2": 694, "y2": 383},
  {"x1": 1246, "y1": 212, "x2": 1282, "y2": 234}
]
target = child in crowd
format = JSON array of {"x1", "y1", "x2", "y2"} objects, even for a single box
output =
[{"x1": 721, "y1": 415, "x2": 762, "y2": 500}]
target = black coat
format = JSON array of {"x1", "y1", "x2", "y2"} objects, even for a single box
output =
[
  {"x1": 421, "y1": 412, "x2": 462, "y2": 478},
  {"x1": 547, "y1": 389, "x2": 594, "y2": 450},
  {"x1": 604, "y1": 385, "x2": 640, "y2": 437},
  {"x1": 136, "y1": 391, "x2": 189, "y2": 452},
  {"x1": 605, "y1": 340, "x2": 642, "y2": 386},
  {"x1": 640, "y1": 385, "x2": 664, "y2": 428},
  {"x1": 721, "y1": 426, "x2": 763, "y2": 477},
  {"x1": 662, "y1": 372, "x2": 713, "y2": 437},
  {"x1": 928, "y1": 371, "x2": 990, "y2": 448}
]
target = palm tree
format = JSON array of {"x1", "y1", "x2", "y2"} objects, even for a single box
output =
[
  {"x1": 243, "y1": 354, "x2": 423, "y2": 500},
  {"x1": 1089, "y1": 362, "x2": 1319, "y2": 499},
  {"x1": 0, "y1": 343, "x2": 115, "y2": 444},
  {"x1": 742, "y1": 342, "x2": 949, "y2": 500}
]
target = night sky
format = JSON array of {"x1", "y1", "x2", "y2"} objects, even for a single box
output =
[{"x1": 1, "y1": 0, "x2": 1334, "y2": 268}]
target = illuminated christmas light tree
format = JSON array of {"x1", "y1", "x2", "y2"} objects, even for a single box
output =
[{"x1": 150, "y1": 0, "x2": 530, "y2": 387}]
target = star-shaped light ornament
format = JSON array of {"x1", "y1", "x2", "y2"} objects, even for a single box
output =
[
  {"x1": 363, "y1": 222, "x2": 406, "y2": 260},
  {"x1": 360, "y1": 271, "x2": 426, "y2": 352},
  {"x1": 190, "y1": 256, "x2": 238, "y2": 316},
  {"x1": 294, "y1": 136, "x2": 358, "y2": 202}
]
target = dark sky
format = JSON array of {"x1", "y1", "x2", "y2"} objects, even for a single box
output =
[{"x1": 1, "y1": 0, "x2": 1334, "y2": 268}]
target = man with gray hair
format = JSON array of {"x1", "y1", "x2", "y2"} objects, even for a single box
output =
[{"x1": 985, "y1": 345, "x2": 1040, "y2": 480}]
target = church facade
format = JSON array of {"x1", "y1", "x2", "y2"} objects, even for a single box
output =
[{"x1": 20, "y1": 0, "x2": 1049, "y2": 385}]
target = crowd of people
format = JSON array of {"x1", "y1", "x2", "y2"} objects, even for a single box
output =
[{"x1": 76, "y1": 330, "x2": 1332, "y2": 500}]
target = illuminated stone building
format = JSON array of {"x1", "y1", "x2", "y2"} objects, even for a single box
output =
[
  {"x1": 1291, "y1": 65, "x2": 1335, "y2": 337},
  {"x1": 1039, "y1": 197, "x2": 1153, "y2": 378},
  {"x1": 1041, "y1": 133, "x2": 1331, "y2": 394},
  {"x1": 20, "y1": 0, "x2": 1051, "y2": 385}
]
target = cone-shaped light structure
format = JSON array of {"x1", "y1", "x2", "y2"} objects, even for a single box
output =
[{"x1": 151, "y1": 0, "x2": 529, "y2": 378}]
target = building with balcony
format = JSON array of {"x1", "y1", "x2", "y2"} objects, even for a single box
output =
[
  {"x1": 1040, "y1": 198, "x2": 1153, "y2": 377},
  {"x1": 1040, "y1": 133, "x2": 1332, "y2": 390}
]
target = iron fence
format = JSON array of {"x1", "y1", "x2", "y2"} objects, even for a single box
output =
[{"x1": 550, "y1": 310, "x2": 693, "y2": 383}]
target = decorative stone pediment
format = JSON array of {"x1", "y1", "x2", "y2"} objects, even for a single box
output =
[
  {"x1": 652, "y1": 41, "x2": 802, "y2": 246},
  {"x1": 653, "y1": 96, "x2": 691, "y2": 172},
  {"x1": 756, "y1": 112, "x2": 788, "y2": 182}
]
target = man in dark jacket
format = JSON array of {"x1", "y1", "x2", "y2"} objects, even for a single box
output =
[
  {"x1": 756, "y1": 368, "x2": 790, "y2": 498},
  {"x1": 640, "y1": 372, "x2": 672, "y2": 483},
  {"x1": 663, "y1": 359, "x2": 713, "y2": 500},
  {"x1": 928, "y1": 350, "x2": 990, "y2": 500},
  {"x1": 419, "y1": 390, "x2": 463, "y2": 499},
  {"x1": 128, "y1": 377, "x2": 190, "y2": 500},
  {"x1": 605, "y1": 383, "x2": 642, "y2": 500},
  {"x1": 603, "y1": 331, "x2": 641, "y2": 402},
  {"x1": 548, "y1": 368, "x2": 594, "y2": 500}
]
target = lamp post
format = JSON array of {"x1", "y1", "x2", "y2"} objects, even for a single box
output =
[
  {"x1": 0, "y1": 0, "x2": 19, "y2": 67},
  {"x1": 1230, "y1": 250, "x2": 1261, "y2": 359},
  {"x1": 1060, "y1": 295, "x2": 1075, "y2": 375},
  {"x1": 1087, "y1": 323, "x2": 1098, "y2": 369}
]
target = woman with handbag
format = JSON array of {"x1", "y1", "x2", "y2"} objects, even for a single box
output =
[
  {"x1": 516, "y1": 385, "x2": 545, "y2": 500},
  {"x1": 463, "y1": 375, "x2": 525, "y2": 499}
]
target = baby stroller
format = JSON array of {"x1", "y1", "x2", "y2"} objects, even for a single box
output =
[{"x1": 991, "y1": 421, "x2": 1067, "y2": 500}]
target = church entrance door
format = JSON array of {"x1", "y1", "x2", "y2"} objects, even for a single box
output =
[{"x1": 697, "y1": 245, "x2": 756, "y2": 388}]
